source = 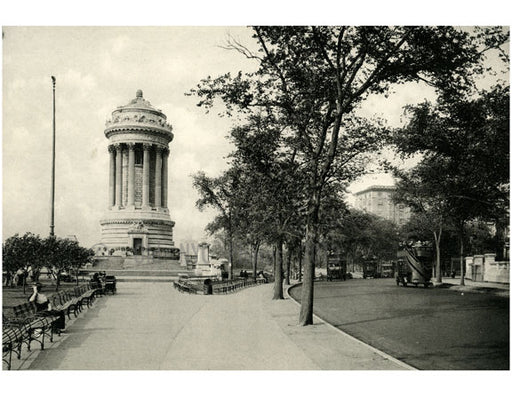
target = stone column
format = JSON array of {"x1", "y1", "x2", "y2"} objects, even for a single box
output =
[
  {"x1": 114, "y1": 143, "x2": 123, "y2": 208},
  {"x1": 127, "y1": 143, "x2": 135, "y2": 208},
  {"x1": 142, "y1": 143, "x2": 151, "y2": 209},
  {"x1": 108, "y1": 145, "x2": 116, "y2": 208},
  {"x1": 154, "y1": 146, "x2": 163, "y2": 208},
  {"x1": 162, "y1": 147, "x2": 169, "y2": 208}
]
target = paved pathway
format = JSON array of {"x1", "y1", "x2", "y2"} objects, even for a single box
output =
[{"x1": 21, "y1": 282, "x2": 407, "y2": 370}]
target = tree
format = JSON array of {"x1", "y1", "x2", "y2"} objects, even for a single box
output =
[
  {"x1": 191, "y1": 26, "x2": 507, "y2": 325},
  {"x1": 3, "y1": 232, "x2": 45, "y2": 292},
  {"x1": 67, "y1": 242, "x2": 95, "y2": 286},
  {"x1": 392, "y1": 163, "x2": 453, "y2": 283},
  {"x1": 227, "y1": 114, "x2": 306, "y2": 298},
  {"x1": 393, "y1": 84, "x2": 510, "y2": 285},
  {"x1": 193, "y1": 168, "x2": 243, "y2": 280},
  {"x1": 3, "y1": 234, "x2": 94, "y2": 291},
  {"x1": 324, "y1": 209, "x2": 399, "y2": 271},
  {"x1": 228, "y1": 122, "x2": 276, "y2": 281}
]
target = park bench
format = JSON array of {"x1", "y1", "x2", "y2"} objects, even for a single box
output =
[
  {"x1": 51, "y1": 290, "x2": 80, "y2": 320},
  {"x1": 74, "y1": 284, "x2": 96, "y2": 309},
  {"x1": 2, "y1": 284, "x2": 103, "y2": 370},
  {"x1": 2, "y1": 319, "x2": 26, "y2": 370},
  {"x1": 5, "y1": 302, "x2": 59, "y2": 352},
  {"x1": 103, "y1": 275, "x2": 117, "y2": 295},
  {"x1": 90, "y1": 280, "x2": 105, "y2": 296}
]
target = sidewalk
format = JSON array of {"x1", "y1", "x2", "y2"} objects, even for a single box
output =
[
  {"x1": 435, "y1": 276, "x2": 509, "y2": 297},
  {"x1": 12, "y1": 282, "x2": 410, "y2": 370}
]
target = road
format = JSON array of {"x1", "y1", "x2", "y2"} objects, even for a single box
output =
[{"x1": 289, "y1": 278, "x2": 509, "y2": 370}]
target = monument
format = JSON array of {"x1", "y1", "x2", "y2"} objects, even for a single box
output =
[{"x1": 99, "y1": 90, "x2": 177, "y2": 258}]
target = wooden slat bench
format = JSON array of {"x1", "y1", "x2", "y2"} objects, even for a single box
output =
[
  {"x1": 51, "y1": 291, "x2": 80, "y2": 320},
  {"x1": 6, "y1": 302, "x2": 59, "y2": 352},
  {"x1": 90, "y1": 280, "x2": 105, "y2": 297},
  {"x1": 74, "y1": 284, "x2": 96, "y2": 310},
  {"x1": 2, "y1": 319, "x2": 26, "y2": 370},
  {"x1": 2, "y1": 284, "x2": 104, "y2": 370},
  {"x1": 103, "y1": 276, "x2": 117, "y2": 295}
]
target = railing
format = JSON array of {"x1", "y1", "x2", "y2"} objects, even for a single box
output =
[
  {"x1": 211, "y1": 278, "x2": 266, "y2": 294},
  {"x1": 173, "y1": 280, "x2": 199, "y2": 294},
  {"x1": 173, "y1": 277, "x2": 267, "y2": 295}
]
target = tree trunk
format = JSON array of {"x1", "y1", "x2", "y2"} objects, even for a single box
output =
[
  {"x1": 285, "y1": 246, "x2": 291, "y2": 285},
  {"x1": 459, "y1": 223, "x2": 465, "y2": 286},
  {"x1": 273, "y1": 240, "x2": 284, "y2": 299},
  {"x1": 434, "y1": 227, "x2": 442, "y2": 283},
  {"x1": 298, "y1": 242, "x2": 303, "y2": 282},
  {"x1": 228, "y1": 231, "x2": 234, "y2": 280},
  {"x1": 252, "y1": 242, "x2": 259, "y2": 281},
  {"x1": 272, "y1": 245, "x2": 276, "y2": 277},
  {"x1": 299, "y1": 227, "x2": 316, "y2": 325},
  {"x1": 299, "y1": 195, "x2": 320, "y2": 325}
]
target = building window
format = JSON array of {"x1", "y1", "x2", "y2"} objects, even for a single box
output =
[{"x1": 135, "y1": 149, "x2": 143, "y2": 165}]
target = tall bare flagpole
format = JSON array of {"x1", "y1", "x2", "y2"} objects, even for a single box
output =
[{"x1": 50, "y1": 76, "x2": 56, "y2": 237}]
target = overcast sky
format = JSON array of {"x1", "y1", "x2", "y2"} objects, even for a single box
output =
[{"x1": 2, "y1": 26, "x2": 508, "y2": 248}]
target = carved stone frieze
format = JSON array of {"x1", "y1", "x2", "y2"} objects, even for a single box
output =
[
  {"x1": 100, "y1": 218, "x2": 175, "y2": 227},
  {"x1": 104, "y1": 126, "x2": 174, "y2": 142},
  {"x1": 127, "y1": 220, "x2": 149, "y2": 233},
  {"x1": 105, "y1": 113, "x2": 172, "y2": 131}
]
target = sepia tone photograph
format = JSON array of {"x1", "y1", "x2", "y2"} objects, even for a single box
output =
[{"x1": 1, "y1": 2, "x2": 511, "y2": 395}]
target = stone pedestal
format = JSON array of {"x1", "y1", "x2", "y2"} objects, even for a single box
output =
[{"x1": 195, "y1": 242, "x2": 211, "y2": 275}]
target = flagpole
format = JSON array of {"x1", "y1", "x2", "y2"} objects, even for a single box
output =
[{"x1": 50, "y1": 76, "x2": 56, "y2": 237}]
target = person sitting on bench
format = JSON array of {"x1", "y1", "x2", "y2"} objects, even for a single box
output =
[{"x1": 29, "y1": 283, "x2": 66, "y2": 332}]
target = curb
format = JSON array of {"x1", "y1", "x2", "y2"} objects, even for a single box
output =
[
  {"x1": 286, "y1": 282, "x2": 417, "y2": 371},
  {"x1": 432, "y1": 282, "x2": 509, "y2": 297}
]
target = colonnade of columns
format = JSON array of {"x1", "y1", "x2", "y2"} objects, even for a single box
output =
[{"x1": 108, "y1": 143, "x2": 169, "y2": 210}]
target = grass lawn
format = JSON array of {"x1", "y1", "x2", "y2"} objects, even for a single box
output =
[{"x1": 2, "y1": 279, "x2": 88, "y2": 310}]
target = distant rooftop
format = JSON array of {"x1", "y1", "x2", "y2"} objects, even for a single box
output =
[{"x1": 353, "y1": 185, "x2": 396, "y2": 196}]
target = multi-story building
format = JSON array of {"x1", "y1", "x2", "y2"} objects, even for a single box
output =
[{"x1": 353, "y1": 185, "x2": 410, "y2": 225}]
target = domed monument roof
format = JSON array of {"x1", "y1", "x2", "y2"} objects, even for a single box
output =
[
  {"x1": 104, "y1": 90, "x2": 173, "y2": 142},
  {"x1": 119, "y1": 89, "x2": 163, "y2": 114}
]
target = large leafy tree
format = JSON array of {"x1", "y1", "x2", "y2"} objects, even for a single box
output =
[
  {"x1": 3, "y1": 234, "x2": 94, "y2": 291},
  {"x1": 392, "y1": 163, "x2": 452, "y2": 282},
  {"x1": 216, "y1": 112, "x2": 308, "y2": 298},
  {"x1": 3, "y1": 232, "x2": 46, "y2": 292},
  {"x1": 43, "y1": 236, "x2": 94, "y2": 290},
  {"x1": 193, "y1": 168, "x2": 242, "y2": 280},
  {"x1": 393, "y1": 84, "x2": 510, "y2": 285},
  {"x1": 191, "y1": 26, "x2": 506, "y2": 325},
  {"x1": 325, "y1": 209, "x2": 399, "y2": 269}
]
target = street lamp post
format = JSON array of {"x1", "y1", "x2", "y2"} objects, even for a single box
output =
[{"x1": 50, "y1": 76, "x2": 56, "y2": 237}]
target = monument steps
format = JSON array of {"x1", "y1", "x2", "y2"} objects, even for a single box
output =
[{"x1": 89, "y1": 256, "x2": 192, "y2": 281}]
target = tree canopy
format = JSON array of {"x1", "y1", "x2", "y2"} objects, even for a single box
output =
[
  {"x1": 392, "y1": 84, "x2": 510, "y2": 284},
  {"x1": 190, "y1": 26, "x2": 508, "y2": 324}
]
